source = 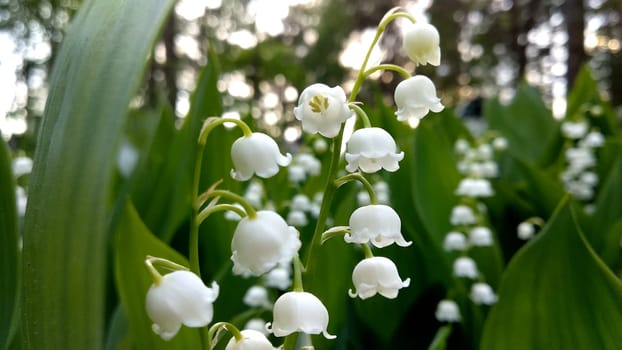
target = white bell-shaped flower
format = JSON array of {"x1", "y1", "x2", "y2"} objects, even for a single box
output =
[
  {"x1": 394, "y1": 75, "x2": 444, "y2": 122},
  {"x1": 345, "y1": 127, "x2": 404, "y2": 173},
  {"x1": 346, "y1": 204, "x2": 412, "y2": 248},
  {"x1": 450, "y1": 205, "x2": 476, "y2": 226},
  {"x1": 266, "y1": 291, "x2": 336, "y2": 339},
  {"x1": 455, "y1": 178, "x2": 494, "y2": 197},
  {"x1": 12, "y1": 156, "x2": 33, "y2": 178},
  {"x1": 435, "y1": 299, "x2": 461, "y2": 322},
  {"x1": 264, "y1": 264, "x2": 292, "y2": 290},
  {"x1": 470, "y1": 282, "x2": 498, "y2": 305},
  {"x1": 561, "y1": 120, "x2": 589, "y2": 139},
  {"x1": 349, "y1": 256, "x2": 411, "y2": 300},
  {"x1": 225, "y1": 329, "x2": 277, "y2": 350},
  {"x1": 443, "y1": 231, "x2": 467, "y2": 251},
  {"x1": 145, "y1": 271, "x2": 219, "y2": 341},
  {"x1": 287, "y1": 210, "x2": 308, "y2": 227},
  {"x1": 581, "y1": 131, "x2": 605, "y2": 148},
  {"x1": 517, "y1": 221, "x2": 535, "y2": 240},
  {"x1": 231, "y1": 132, "x2": 292, "y2": 181},
  {"x1": 231, "y1": 211, "x2": 301, "y2": 277},
  {"x1": 402, "y1": 21, "x2": 441, "y2": 66},
  {"x1": 469, "y1": 226, "x2": 493, "y2": 246},
  {"x1": 294, "y1": 83, "x2": 352, "y2": 138},
  {"x1": 453, "y1": 257, "x2": 478, "y2": 279},
  {"x1": 243, "y1": 286, "x2": 272, "y2": 309}
]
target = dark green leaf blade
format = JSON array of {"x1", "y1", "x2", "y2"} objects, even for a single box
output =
[
  {"x1": 480, "y1": 197, "x2": 622, "y2": 349},
  {"x1": 0, "y1": 138, "x2": 19, "y2": 350},
  {"x1": 20, "y1": 0, "x2": 176, "y2": 348}
]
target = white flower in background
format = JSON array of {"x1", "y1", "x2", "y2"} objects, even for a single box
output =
[
  {"x1": 443, "y1": 231, "x2": 467, "y2": 251},
  {"x1": 264, "y1": 264, "x2": 292, "y2": 290},
  {"x1": 15, "y1": 186, "x2": 27, "y2": 217},
  {"x1": 492, "y1": 137, "x2": 508, "y2": 151},
  {"x1": 231, "y1": 211, "x2": 301, "y2": 277},
  {"x1": 349, "y1": 256, "x2": 410, "y2": 299},
  {"x1": 345, "y1": 127, "x2": 404, "y2": 173},
  {"x1": 470, "y1": 282, "x2": 498, "y2": 305},
  {"x1": 244, "y1": 318, "x2": 270, "y2": 336},
  {"x1": 313, "y1": 138, "x2": 328, "y2": 153},
  {"x1": 455, "y1": 178, "x2": 494, "y2": 197},
  {"x1": 266, "y1": 291, "x2": 336, "y2": 339},
  {"x1": 374, "y1": 181, "x2": 391, "y2": 204},
  {"x1": 225, "y1": 329, "x2": 277, "y2": 350},
  {"x1": 243, "y1": 286, "x2": 272, "y2": 309},
  {"x1": 357, "y1": 191, "x2": 371, "y2": 206},
  {"x1": 231, "y1": 132, "x2": 292, "y2": 181},
  {"x1": 469, "y1": 226, "x2": 493, "y2": 246},
  {"x1": 116, "y1": 140, "x2": 139, "y2": 178},
  {"x1": 225, "y1": 203, "x2": 245, "y2": 221},
  {"x1": 288, "y1": 164, "x2": 306, "y2": 183},
  {"x1": 11, "y1": 156, "x2": 33, "y2": 178},
  {"x1": 565, "y1": 147, "x2": 596, "y2": 170},
  {"x1": 290, "y1": 194, "x2": 311, "y2": 211},
  {"x1": 394, "y1": 75, "x2": 444, "y2": 123},
  {"x1": 309, "y1": 192, "x2": 323, "y2": 218},
  {"x1": 477, "y1": 144, "x2": 493, "y2": 160},
  {"x1": 145, "y1": 271, "x2": 219, "y2": 341},
  {"x1": 435, "y1": 300, "x2": 461, "y2": 322},
  {"x1": 450, "y1": 205, "x2": 476, "y2": 226},
  {"x1": 454, "y1": 139, "x2": 470, "y2": 154},
  {"x1": 565, "y1": 180, "x2": 594, "y2": 200},
  {"x1": 453, "y1": 257, "x2": 478, "y2": 279},
  {"x1": 294, "y1": 83, "x2": 352, "y2": 138},
  {"x1": 517, "y1": 221, "x2": 535, "y2": 240},
  {"x1": 561, "y1": 120, "x2": 589, "y2": 139},
  {"x1": 580, "y1": 131, "x2": 605, "y2": 148},
  {"x1": 580, "y1": 171, "x2": 599, "y2": 186},
  {"x1": 402, "y1": 21, "x2": 441, "y2": 66},
  {"x1": 346, "y1": 204, "x2": 412, "y2": 248},
  {"x1": 286, "y1": 210, "x2": 308, "y2": 227},
  {"x1": 296, "y1": 153, "x2": 322, "y2": 176},
  {"x1": 480, "y1": 161, "x2": 499, "y2": 178}
]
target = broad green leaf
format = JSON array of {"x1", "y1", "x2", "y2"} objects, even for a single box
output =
[
  {"x1": 511, "y1": 156, "x2": 565, "y2": 217},
  {"x1": 114, "y1": 201, "x2": 202, "y2": 349},
  {"x1": 590, "y1": 154, "x2": 622, "y2": 260},
  {"x1": 20, "y1": 0, "x2": 176, "y2": 348},
  {"x1": 480, "y1": 197, "x2": 622, "y2": 349},
  {"x1": 0, "y1": 139, "x2": 19, "y2": 350},
  {"x1": 483, "y1": 84, "x2": 559, "y2": 164}
]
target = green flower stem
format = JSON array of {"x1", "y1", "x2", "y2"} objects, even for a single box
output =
[
  {"x1": 348, "y1": 103, "x2": 373, "y2": 128},
  {"x1": 205, "y1": 189, "x2": 257, "y2": 219},
  {"x1": 334, "y1": 172, "x2": 377, "y2": 204},
  {"x1": 362, "y1": 244, "x2": 374, "y2": 259},
  {"x1": 197, "y1": 203, "x2": 247, "y2": 224},
  {"x1": 292, "y1": 255, "x2": 305, "y2": 292},
  {"x1": 378, "y1": 7, "x2": 416, "y2": 33},
  {"x1": 144, "y1": 256, "x2": 189, "y2": 285},
  {"x1": 198, "y1": 117, "x2": 253, "y2": 145},
  {"x1": 208, "y1": 322, "x2": 244, "y2": 346},
  {"x1": 189, "y1": 141, "x2": 206, "y2": 276},
  {"x1": 363, "y1": 64, "x2": 412, "y2": 80},
  {"x1": 283, "y1": 333, "x2": 300, "y2": 350}
]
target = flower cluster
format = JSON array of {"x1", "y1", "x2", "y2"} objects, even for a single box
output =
[
  {"x1": 559, "y1": 107, "x2": 605, "y2": 211},
  {"x1": 142, "y1": 8, "x2": 445, "y2": 349},
  {"x1": 434, "y1": 135, "x2": 506, "y2": 323}
]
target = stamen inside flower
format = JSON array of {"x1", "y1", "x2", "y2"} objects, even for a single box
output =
[{"x1": 309, "y1": 95, "x2": 329, "y2": 114}]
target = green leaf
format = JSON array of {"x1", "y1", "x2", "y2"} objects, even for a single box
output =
[
  {"x1": 20, "y1": 0, "x2": 176, "y2": 348},
  {"x1": 483, "y1": 84, "x2": 559, "y2": 164},
  {"x1": 0, "y1": 138, "x2": 19, "y2": 350},
  {"x1": 480, "y1": 197, "x2": 622, "y2": 349},
  {"x1": 590, "y1": 154, "x2": 622, "y2": 261},
  {"x1": 114, "y1": 201, "x2": 202, "y2": 349}
]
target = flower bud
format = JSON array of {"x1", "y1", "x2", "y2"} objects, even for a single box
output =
[
  {"x1": 243, "y1": 286, "x2": 272, "y2": 309},
  {"x1": 453, "y1": 257, "x2": 478, "y2": 279},
  {"x1": 455, "y1": 178, "x2": 494, "y2": 197},
  {"x1": 517, "y1": 221, "x2": 535, "y2": 240},
  {"x1": 443, "y1": 231, "x2": 467, "y2": 251},
  {"x1": 469, "y1": 226, "x2": 493, "y2": 246},
  {"x1": 402, "y1": 22, "x2": 441, "y2": 66},
  {"x1": 435, "y1": 299, "x2": 461, "y2": 322},
  {"x1": 470, "y1": 282, "x2": 498, "y2": 305},
  {"x1": 225, "y1": 329, "x2": 277, "y2": 350},
  {"x1": 450, "y1": 205, "x2": 476, "y2": 226}
]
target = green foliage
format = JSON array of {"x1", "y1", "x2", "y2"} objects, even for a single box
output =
[
  {"x1": 0, "y1": 138, "x2": 19, "y2": 350},
  {"x1": 19, "y1": 0, "x2": 176, "y2": 348},
  {"x1": 480, "y1": 197, "x2": 622, "y2": 349}
]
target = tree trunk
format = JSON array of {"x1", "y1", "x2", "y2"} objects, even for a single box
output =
[{"x1": 563, "y1": 0, "x2": 587, "y2": 89}]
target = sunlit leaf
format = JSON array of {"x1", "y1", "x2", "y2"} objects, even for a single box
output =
[
  {"x1": 480, "y1": 197, "x2": 622, "y2": 349},
  {"x1": 20, "y1": 0, "x2": 176, "y2": 348}
]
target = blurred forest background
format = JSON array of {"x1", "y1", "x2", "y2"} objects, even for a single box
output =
[{"x1": 1, "y1": 0, "x2": 621, "y2": 151}]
